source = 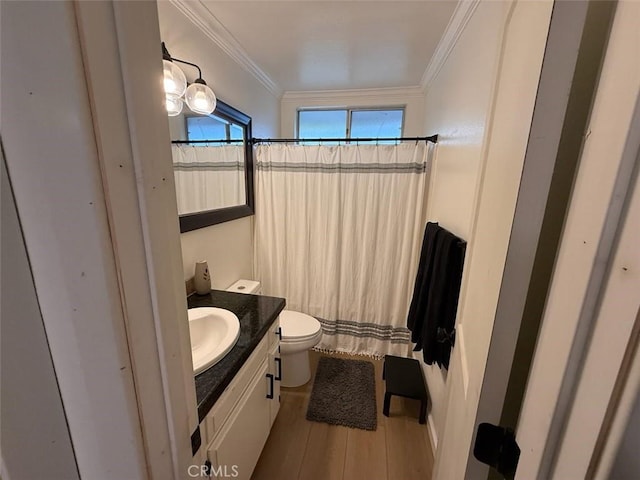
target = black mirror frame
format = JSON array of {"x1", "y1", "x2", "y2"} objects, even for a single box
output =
[{"x1": 178, "y1": 100, "x2": 254, "y2": 233}]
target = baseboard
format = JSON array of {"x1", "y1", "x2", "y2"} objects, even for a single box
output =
[
  {"x1": 427, "y1": 412, "x2": 438, "y2": 452},
  {"x1": 410, "y1": 350, "x2": 439, "y2": 453}
]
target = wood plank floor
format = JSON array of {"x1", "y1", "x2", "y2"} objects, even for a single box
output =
[{"x1": 252, "y1": 351, "x2": 434, "y2": 480}]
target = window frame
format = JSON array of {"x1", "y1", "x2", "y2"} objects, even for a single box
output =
[{"x1": 296, "y1": 106, "x2": 406, "y2": 141}]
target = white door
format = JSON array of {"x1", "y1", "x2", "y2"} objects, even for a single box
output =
[
  {"x1": 431, "y1": 1, "x2": 627, "y2": 478},
  {"x1": 516, "y1": 1, "x2": 640, "y2": 477},
  {"x1": 552, "y1": 133, "x2": 640, "y2": 480}
]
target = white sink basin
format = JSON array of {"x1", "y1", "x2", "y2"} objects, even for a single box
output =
[{"x1": 188, "y1": 307, "x2": 241, "y2": 375}]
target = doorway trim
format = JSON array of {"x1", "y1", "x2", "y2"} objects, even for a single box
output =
[{"x1": 74, "y1": 1, "x2": 199, "y2": 477}]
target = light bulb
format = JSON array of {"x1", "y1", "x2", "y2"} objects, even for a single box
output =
[
  {"x1": 165, "y1": 94, "x2": 183, "y2": 116},
  {"x1": 193, "y1": 92, "x2": 210, "y2": 111},
  {"x1": 163, "y1": 60, "x2": 187, "y2": 97},
  {"x1": 185, "y1": 81, "x2": 216, "y2": 115},
  {"x1": 164, "y1": 77, "x2": 176, "y2": 93}
]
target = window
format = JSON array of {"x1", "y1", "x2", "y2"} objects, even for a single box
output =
[
  {"x1": 350, "y1": 109, "x2": 404, "y2": 139},
  {"x1": 297, "y1": 107, "x2": 404, "y2": 144},
  {"x1": 298, "y1": 110, "x2": 347, "y2": 143},
  {"x1": 186, "y1": 114, "x2": 243, "y2": 143}
]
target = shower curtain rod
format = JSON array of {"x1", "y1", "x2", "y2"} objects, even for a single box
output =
[
  {"x1": 171, "y1": 139, "x2": 244, "y2": 144},
  {"x1": 170, "y1": 135, "x2": 439, "y2": 145},
  {"x1": 251, "y1": 134, "x2": 438, "y2": 144}
]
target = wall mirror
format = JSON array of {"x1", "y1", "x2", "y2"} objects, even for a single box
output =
[{"x1": 169, "y1": 100, "x2": 254, "y2": 233}]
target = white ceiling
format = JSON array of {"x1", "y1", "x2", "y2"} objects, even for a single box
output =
[{"x1": 196, "y1": 1, "x2": 458, "y2": 92}]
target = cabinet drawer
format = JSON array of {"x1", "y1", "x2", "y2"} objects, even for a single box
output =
[
  {"x1": 209, "y1": 360, "x2": 271, "y2": 480},
  {"x1": 207, "y1": 334, "x2": 269, "y2": 440}
]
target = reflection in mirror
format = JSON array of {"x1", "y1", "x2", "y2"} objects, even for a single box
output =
[
  {"x1": 168, "y1": 100, "x2": 254, "y2": 232},
  {"x1": 171, "y1": 114, "x2": 246, "y2": 213}
]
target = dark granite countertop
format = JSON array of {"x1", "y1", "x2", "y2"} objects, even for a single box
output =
[{"x1": 188, "y1": 290, "x2": 285, "y2": 423}]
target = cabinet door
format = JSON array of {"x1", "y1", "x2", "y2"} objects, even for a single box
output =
[
  {"x1": 209, "y1": 361, "x2": 271, "y2": 480},
  {"x1": 269, "y1": 317, "x2": 281, "y2": 351},
  {"x1": 207, "y1": 336, "x2": 269, "y2": 442},
  {"x1": 268, "y1": 341, "x2": 281, "y2": 425}
]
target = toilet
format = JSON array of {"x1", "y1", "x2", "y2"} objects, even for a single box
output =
[{"x1": 227, "y1": 280, "x2": 323, "y2": 387}]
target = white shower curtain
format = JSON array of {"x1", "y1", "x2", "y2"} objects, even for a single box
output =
[
  {"x1": 254, "y1": 142, "x2": 432, "y2": 357},
  {"x1": 172, "y1": 145, "x2": 245, "y2": 214}
]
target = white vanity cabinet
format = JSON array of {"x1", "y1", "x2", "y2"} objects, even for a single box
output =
[{"x1": 202, "y1": 317, "x2": 281, "y2": 480}]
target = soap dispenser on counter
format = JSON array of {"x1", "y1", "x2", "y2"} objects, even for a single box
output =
[{"x1": 194, "y1": 260, "x2": 211, "y2": 295}]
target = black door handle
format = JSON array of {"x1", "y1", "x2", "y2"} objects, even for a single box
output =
[
  {"x1": 275, "y1": 357, "x2": 282, "y2": 381},
  {"x1": 275, "y1": 327, "x2": 282, "y2": 340},
  {"x1": 266, "y1": 373, "x2": 274, "y2": 399}
]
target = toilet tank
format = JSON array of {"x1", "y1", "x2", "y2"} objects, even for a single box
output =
[{"x1": 226, "y1": 279, "x2": 261, "y2": 295}]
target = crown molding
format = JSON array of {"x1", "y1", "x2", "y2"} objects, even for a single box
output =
[
  {"x1": 281, "y1": 86, "x2": 425, "y2": 104},
  {"x1": 420, "y1": 0, "x2": 481, "y2": 91},
  {"x1": 169, "y1": 0, "x2": 282, "y2": 98}
]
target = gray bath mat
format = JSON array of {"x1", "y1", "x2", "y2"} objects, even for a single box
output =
[{"x1": 306, "y1": 356, "x2": 377, "y2": 431}]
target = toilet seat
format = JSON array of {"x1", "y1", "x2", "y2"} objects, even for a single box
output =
[{"x1": 279, "y1": 310, "x2": 321, "y2": 342}]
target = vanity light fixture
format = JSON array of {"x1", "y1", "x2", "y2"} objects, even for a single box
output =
[
  {"x1": 165, "y1": 94, "x2": 184, "y2": 117},
  {"x1": 162, "y1": 42, "x2": 217, "y2": 116}
]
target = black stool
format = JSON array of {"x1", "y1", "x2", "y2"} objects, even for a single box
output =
[{"x1": 382, "y1": 355, "x2": 428, "y2": 424}]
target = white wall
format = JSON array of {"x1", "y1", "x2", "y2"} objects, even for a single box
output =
[
  {"x1": 418, "y1": 7, "x2": 555, "y2": 476},
  {"x1": 180, "y1": 216, "x2": 254, "y2": 288},
  {"x1": 157, "y1": 1, "x2": 280, "y2": 285},
  {"x1": 416, "y1": 0, "x2": 508, "y2": 444},
  {"x1": 280, "y1": 87, "x2": 426, "y2": 137},
  {"x1": 1, "y1": 152, "x2": 79, "y2": 480}
]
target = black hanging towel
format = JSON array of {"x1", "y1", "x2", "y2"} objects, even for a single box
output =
[
  {"x1": 407, "y1": 222, "x2": 466, "y2": 369},
  {"x1": 406, "y1": 222, "x2": 441, "y2": 351}
]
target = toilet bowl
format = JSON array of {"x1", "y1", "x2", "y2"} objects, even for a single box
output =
[
  {"x1": 227, "y1": 280, "x2": 323, "y2": 387},
  {"x1": 278, "y1": 310, "x2": 323, "y2": 387}
]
